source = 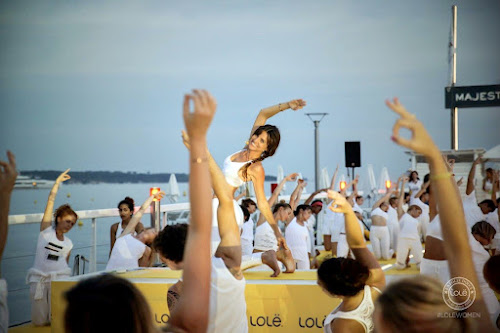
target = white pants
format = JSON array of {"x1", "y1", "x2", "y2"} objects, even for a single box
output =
[
  {"x1": 0, "y1": 279, "x2": 7, "y2": 333},
  {"x1": 388, "y1": 219, "x2": 400, "y2": 252},
  {"x1": 337, "y1": 234, "x2": 355, "y2": 259},
  {"x1": 370, "y1": 226, "x2": 392, "y2": 260},
  {"x1": 395, "y1": 237, "x2": 422, "y2": 269},
  {"x1": 418, "y1": 217, "x2": 429, "y2": 242},
  {"x1": 419, "y1": 258, "x2": 450, "y2": 284},
  {"x1": 30, "y1": 281, "x2": 51, "y2": 326},
  {"x1": 295, "y1": 258, "x2": 310, "y2": 270}
]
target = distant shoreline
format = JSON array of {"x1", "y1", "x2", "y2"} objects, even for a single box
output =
[{"x1": 20, "y1": 170, "x2": 277, "y2": 184}]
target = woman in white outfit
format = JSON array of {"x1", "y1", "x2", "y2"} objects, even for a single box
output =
[
  {"x1": 109, "y1": 196, "x2": 145, "y2": 256},
  {"x1": 374, "y1": 97, "x2": 494, "y2": 332},
  {"x1": 407, "y1": 170, "x2": 422, "y2": 195},
  {"x1": 285, "y1": 204, "x2": 312, "y2": 269},
  {"x1": 369, "y1": 190, "x2": 394, "y2": 260},
  {"x1": 106, "y1": 191, "x2": 165, "y2": 271},
  {"x1": 26, "y1": 169, "x2": 76, "y2": 326},
  {"x1": 318, "y1": 191, "x2": 386, "y2": 333}
]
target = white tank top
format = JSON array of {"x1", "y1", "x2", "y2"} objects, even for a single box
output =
[
  {"x1": 115, "y1": 222, "x2": 138, "y2": 239},
  {"x1": 106, "y1": 234, "x2": 146, "y2": 271},
  {"x1": 32, "y1": 227, "x2": 73, "y2": 273},
  {"x1": 207, "y1": 257, "x2": 248, "y2": 333},
  {"x1": 222, "y1": 151, "x2": 248, "y2": 187},
  {"x1": 254, "y1": 222, "x2": 278, "y2": 252},
  {"x1": 324, "y1": 285, "x2": 379, "y2": 333},
  {"x1": 426, "y1": 215, "x2": 443, "y2": 241}
]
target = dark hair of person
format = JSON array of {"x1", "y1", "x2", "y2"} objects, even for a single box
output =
[
  {"x1": 65, "y1": 274, "x2": 156, "y2": 333},
  {"x1": 404, "y1": 192, "x2": 410, "y2": 200},
  {"x1": 483, "y1": 255, "x2": 500, "y2": 293},
  {"x1": 240, "y1": 205, "x2": 250, "y2": 222},
  {"x1": 294, "y1": 204, "x2": 311, "y2": 217},
  {"x1": 388, "y1": 197, "x2": 398, "y2": 206},
  {"x1": 356, "y1": 195, "x2": 363, "y2": 200},
  {"x1": 118, "y1": 197, "x2": 135, "y2": 213},
  {"x1": 241, "y1": 198, "x2": 256, "y2": 209},
  {"x1": 471, "y1": 221, "x2": 496, "y2": 241},
  {"x1": 54, "y1": 204, "x2": 78, "y2": 227},
  {"x1": 272, "y1": 202, "x2": 292, "y2": 214},
  {"x1": 242, "y1": 125, "x2": 281, "y2": 180},
  {"x1": 423, "y1": 173, "x2": 430, "y2": 183},
  {"x1": 478, "y1": 199, "x2": 496, "y2": 213},
  {"x1": 153, "y1": 223, "x2": 188, "y2": 263},
  {"x1": 317, "y1": 258, "x2": 370, "y2": 297}
]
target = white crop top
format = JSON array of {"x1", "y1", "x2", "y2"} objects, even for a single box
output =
[
  {"x1": 426, "y1": 215, "x2": 443, "y2": 241},
  {"x1": 222, "y1": 151, "x2": 248, "y2": 187}
]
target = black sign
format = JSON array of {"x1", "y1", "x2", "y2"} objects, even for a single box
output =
[{"x1": 445, "y1": 85, "x2": 500, "y2": 108}]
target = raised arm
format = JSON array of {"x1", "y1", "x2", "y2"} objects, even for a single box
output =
[
  {"x1": 387, "y1": 97, "x2": 493, "y2": 331},
  {"x1": 304, "y1": 188, "x2": 327, "y2": 205},
  {"x1": 41, "y1": 169, "x2": 71, "y2": 231},
  {"x1": 0, "y1": 151, "x2": 17, "y2": 276},
  {"x1": 372, "y1": 190, "x2": 393, "y2": 211},
  {"x1": 466, "y1": 156, "x2": 482, "y2": 195},
  {"x1": 397, "y1": 177, "x2": 407, "y2": 219},
  {"x1": 248, "y1": 99, "x2": 306, "y2": 141},
  {"x1": 269, "y1": 173, "x2": 298, "y2": 208},
  {"x1": 289, "y1": 179, "x2": 307, "y2": 211},
  {"x1": 328, "y1": 190, "x2": 385, "y2": 290},
  {"x1": 169, "y1": 90, "x2": 215, "y2": 333},
  {"x1": 121, "y1": 191, "x2": 165, "y2": 237}
]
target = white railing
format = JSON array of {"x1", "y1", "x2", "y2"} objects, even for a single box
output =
[{"x1": 7, "y1": 192, "x2": 326, "y2": 273}]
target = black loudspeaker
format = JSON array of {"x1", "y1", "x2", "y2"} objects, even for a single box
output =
[{"x1": 345, "y1": 142, "x2": 361, "y2": 168}]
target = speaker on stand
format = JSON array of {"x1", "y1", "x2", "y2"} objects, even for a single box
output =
[{"x1": 345, "y1": 141, "x2": 361, "y2": 181}]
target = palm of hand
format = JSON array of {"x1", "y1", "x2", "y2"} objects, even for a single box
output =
[{"x1": 289, "y1": 99, "x2": 306, "y2": 110}]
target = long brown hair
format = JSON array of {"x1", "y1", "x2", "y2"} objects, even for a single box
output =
[{"x1": 242, "y1": 124, "x2": 280, "y2": 180}]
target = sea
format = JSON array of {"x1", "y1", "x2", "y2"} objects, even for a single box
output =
[{"x1": 3, "y1": 181, "x2": 284, "y2": 326}]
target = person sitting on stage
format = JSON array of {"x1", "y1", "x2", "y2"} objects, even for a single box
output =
[
  {"x1": 106, "y1": 191, "x2": 165, "y2": 271},
  {"x1": 318, "y1": 190, "x2": 386, "y2": 333},
  {"x1": 27, "y1": 169, "x2": 76, "y2": 326}
]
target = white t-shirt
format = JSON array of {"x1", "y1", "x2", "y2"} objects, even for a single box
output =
[
  {"x1": 254, "y1": 222, "x2": 278, "y2": 252},
  {"x1": 32, "y1": 227, "x2": 73, "y2": 273},
  {"x1": 306, "y1": 214, "x2": 316, "y2": 231},
  {"x1": 285, "y1": 219, "x2": 310, "y2": 263},
  {"x1": 408, "y1": 179, "x2": 422, "y2": 196},
  {"x1": 462, "y1": 191, "x2": 487, "y2": 228},
  {"x1": 322, "y1": 208, "x2": 336, "y2": 235},
  {"x1": 106, "y1": 234, "x2": 146, "y2": 271},
  {"x1": 409, "y1": 196, "x2": 430, "y2": 230},
  {"x1": 371, "y1": 207, "x2": 388, "y2": 220},
  {"x1": 398, "y1": 213, "x2": 420, "y2": 240},
  {"x1": 387, "y1": 206, "x2": 398, "y2": 227},
  {"x1": 208, "y1": 257, "x2": 247, "y2": 333}
]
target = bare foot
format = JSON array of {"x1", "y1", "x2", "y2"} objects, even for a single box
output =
[
  {"x1": 261, "y1": 250, "x2": 280, "y2": 277},
  {"x1": 277, "y1": 248, "x2": 295, "y2": 273}
]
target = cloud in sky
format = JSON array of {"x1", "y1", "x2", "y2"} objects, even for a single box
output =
[{"x1": 1, "y1": 0, "x2": 499, "y2": 185}]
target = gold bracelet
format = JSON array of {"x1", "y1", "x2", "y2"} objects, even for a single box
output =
[
  {"x1": 191, "y1": 157, "x2": 208, "y2": 164},
  {"x1": 430, "y1": 172, "x2": 452, "y2": 180}
]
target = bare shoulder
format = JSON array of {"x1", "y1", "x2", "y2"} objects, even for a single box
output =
[
  {"x1": 110, "y1": 223, "x2": 119, "y2": 232},
  {"x1": 248, "y1": 162, "x2": 265, "y2": 178},
  {"x1": 331, "y1": 317, "x2": 365, "y2": 332},
  {"x1": 135, "y1": 222, "x2": 145, "y2": 233}
]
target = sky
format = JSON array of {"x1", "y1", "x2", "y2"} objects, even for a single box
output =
[{"x1": 1, "y1": 0, "x2": 499, "y2": 189}]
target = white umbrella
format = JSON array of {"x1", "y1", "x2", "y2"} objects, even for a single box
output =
[
  {"x1": 277, "y1": 165, "x2": 285, "y2": 193},
  {"x1": 167, "y1": 174, "x2": 180, "y2": 203},
  {"x1": 378, "y1": 167, "x2": 391, "y2": 194},
  {"x1": 320, "y1": 167, "x2": 330, "y2": 189}
]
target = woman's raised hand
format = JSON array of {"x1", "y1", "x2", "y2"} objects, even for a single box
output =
[
  {"x1": 181, "y1": 130, "x2": 191, "y2": 151},
  {"x1": 386, "y1": 98, "x2": 439, "y2": 158},
  {"x1": 285, "y1": 173, "x2": 299, "y2": 182},
  {"x1": 288, "y1": 99, "x2": 307, "y2": 111},
  {"x1": 153, "y1": 190, "x2": 166, "y2": 201},
  {"x1": 327, "y1": 190, "x2": 353, "y2": 214},
  {"x1": 0, "y1": 151, "x2": 18, "y2": 194},
  {"x1": 56, "y1": 169, "x2": 71, "y2": 184},
  {"x1": 183, "y1": 89, "x2": 217, "y2": 140}
]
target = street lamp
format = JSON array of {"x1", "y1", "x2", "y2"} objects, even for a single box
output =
[{"x1": 306, "y1": 113, "x2": 328, "y2": 191}]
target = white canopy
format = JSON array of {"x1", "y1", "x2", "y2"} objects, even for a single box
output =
[{"x1": 483, "y1": 144, "x2": 500, "y2": 162}]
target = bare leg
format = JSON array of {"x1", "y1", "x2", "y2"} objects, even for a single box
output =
[
  {"x1": 276, "y1": 247, "x2": 296, "y2": 273},
  {"x1": 261, "y1": 250, "x2": 281, "y2": 277}
]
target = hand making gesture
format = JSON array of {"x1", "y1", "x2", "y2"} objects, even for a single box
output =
[
  {"x1": 288, "y1": 99, "x2": 307, "y2": 111},
  {"x1": 183, "y1": 89, "x2": 217, "y2": 140}
]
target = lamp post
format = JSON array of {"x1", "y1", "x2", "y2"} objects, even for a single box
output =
[
  {"x1": 306, "y1": 113, "x2": 328, "y2": 191},
  {"x1": 150, "y1": 187, "x2": 161, "y2": 265}
]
